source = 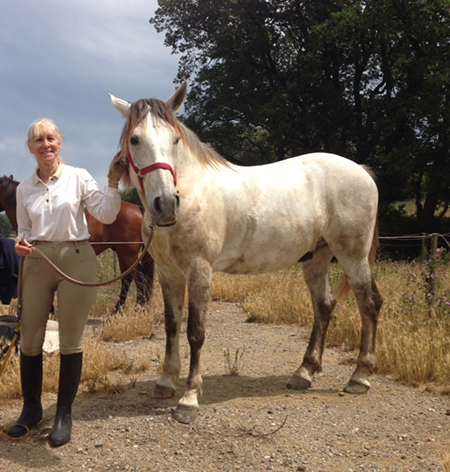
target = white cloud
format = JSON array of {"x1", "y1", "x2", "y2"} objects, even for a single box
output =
[{"x1": 0, "y1": 0, "x2": 180, "y2": 187}]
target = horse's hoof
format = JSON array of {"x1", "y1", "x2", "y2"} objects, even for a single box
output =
[
  {"x1": 343, "y1": 378, "x2": 370, "y2": 394},
  {"x1": 173, "y1": 405, "x2": 198, "y2": 424},
  {"x1": 153, "y1": 384, "x2": 176, "y2": 399},
  {"x1": 286, "y1": 374, "x2": 311, "y2": 390}
]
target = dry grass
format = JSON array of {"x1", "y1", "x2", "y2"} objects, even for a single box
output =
[
  {"x1": 211, "y1": 257, "x2": 450, "y2": 393},
  {"x1": 82, "y1": 337, "x2": 151, "y2": 394},
  {"x1": 1, "y1": 250, "x2": 450, "y2": 401},
  {"x1": 442, "y1": 449, "x2": 450, "y2": 472},
  {"x1": 211, "y1": 266, "x2": 313, "y2": 325}
]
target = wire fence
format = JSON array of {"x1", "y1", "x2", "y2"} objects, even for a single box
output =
[
  {"x1": 379, "y1": 232, "x2": 450, "y2": 260},
  {"x1": 89, "y1": 232, "x2": 450, "y2": 264}
]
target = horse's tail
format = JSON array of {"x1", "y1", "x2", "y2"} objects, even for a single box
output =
[{"x1": 334, "y1": 215, "x2": 379, "y2": 303}]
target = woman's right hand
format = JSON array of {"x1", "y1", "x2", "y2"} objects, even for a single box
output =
[{"x1": 15, "y1": 237, "x2": 33, "y2": 256}]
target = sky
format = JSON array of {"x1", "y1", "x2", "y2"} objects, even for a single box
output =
[{"x1": 0, "y1": 0, "x2": 180, "y2": 190}]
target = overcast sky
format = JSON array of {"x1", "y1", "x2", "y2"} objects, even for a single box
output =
[{"x1": 0, "y1": 0, "x2": 180, "y2": 190}]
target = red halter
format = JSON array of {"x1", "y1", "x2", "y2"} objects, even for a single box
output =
[{"x1": 126, "y1": 149, "x2": 177, "y2": 195}]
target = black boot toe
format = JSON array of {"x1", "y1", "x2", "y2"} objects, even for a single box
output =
[{"x1": 48, "y1": 406, "x2": 72, "y2": 447}]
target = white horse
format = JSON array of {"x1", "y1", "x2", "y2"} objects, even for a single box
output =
[{"x1": 110, "y1": 83, "x2": 383, "y2": 424}]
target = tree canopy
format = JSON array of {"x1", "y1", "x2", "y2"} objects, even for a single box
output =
[
  {"x1": 151, "y1": 0, "x2": 450, "y2": 231},
  {"x1": 0, "y1": 214, "x2": 14, "y2": 238}
]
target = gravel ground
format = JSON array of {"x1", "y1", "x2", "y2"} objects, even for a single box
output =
[{"x1": 1, "y1": 301, "x2": 449, "y2": 472}]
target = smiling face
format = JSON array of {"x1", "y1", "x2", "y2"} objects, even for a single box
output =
[{"x1": 27, "y1": 118, "x2": 63, "y2": 168}]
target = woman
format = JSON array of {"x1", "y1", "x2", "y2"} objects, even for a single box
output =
[{"x1": 6, "y1": 118, "x2": 123, "y2": 447}]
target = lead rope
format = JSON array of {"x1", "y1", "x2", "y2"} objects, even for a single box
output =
[{"x1": 31, "y1": 224, "x2": 154, "y2": 288}]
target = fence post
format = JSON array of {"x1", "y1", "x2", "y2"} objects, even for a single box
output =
[
  {"x1": 427, "y1": 233, "x2": 439, "y2": 308},
  {"x1": 430, "y1": 233, "x2": 439, "y2": 258},
  {"x1": 421, "y1": 233, "x2": 428, "y2": 262}
]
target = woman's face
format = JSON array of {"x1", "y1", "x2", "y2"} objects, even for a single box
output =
[{"x1": 29, "y1": 133, "x2": 61, "y2": 167}]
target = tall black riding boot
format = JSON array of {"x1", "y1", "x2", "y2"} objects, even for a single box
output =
[
  {"x1": 7, "y1": 352, "x2": 43, "y2": 438},
  {"x1": 48, "y1": 352, "x2": 83, "y2": 447}
]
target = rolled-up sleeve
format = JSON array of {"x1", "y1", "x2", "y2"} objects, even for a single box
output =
[{"x1": 82, "y1": 171, "x2": 121, "y2": 224}]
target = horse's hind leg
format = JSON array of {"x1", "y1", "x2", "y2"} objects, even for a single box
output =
[
  {"x1": 174, "y1": 259, "x2": 212, "y2": 424},
  {"x1": 135, "y1": 269, "x2": 147, "y2": 306},
  {"x1": 287, "y1": 245, "x2": 336, "y2": 390},
  {"x1": 113, "y1": 275, "x2": 132, "y2": 313},
  {"x1": 136, "y1": 254, "x2": 155, "y2": 305},
  {"x1": 341, "y1": 264, "x2": 383, "y2": 393}
]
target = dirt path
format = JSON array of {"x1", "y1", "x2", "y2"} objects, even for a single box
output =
[{"x1": 1, "y1": 302, "x2": 449, "y2": 471}]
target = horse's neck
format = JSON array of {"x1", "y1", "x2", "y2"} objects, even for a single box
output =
[{"x1": 177, "y1": 145, "x2": 227, "y2": 184}]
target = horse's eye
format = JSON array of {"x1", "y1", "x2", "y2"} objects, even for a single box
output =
[
  {"x1": 173, "y1": 137, "x2": 180, "y2": 145},
  {"x1": 130, "y1": 136, "x2": 139, "y2": 146}
]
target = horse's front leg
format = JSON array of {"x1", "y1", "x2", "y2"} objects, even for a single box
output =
[
  {"x1": 173, "y1": 260, "x2": 212, "y2": 424},
  {"x1": 153, "y1": 271, "x2": 186, "y2": 399}
]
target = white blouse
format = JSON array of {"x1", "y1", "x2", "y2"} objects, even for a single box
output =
[{"x1": 16, "y1": 163, "x2": 121, "y2": 242}]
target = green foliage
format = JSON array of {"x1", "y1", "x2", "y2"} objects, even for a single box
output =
[
  {"x1": 223, "y1": 347, "x2": 244, "y2": 376},
  {"x1": 120, "y1": 187, "x2": 141, "y2": 206},
  {"x1": 151, "y1": 0, "x2": 450, "y2": 231},
  {"x1": 0, "y1": 214, "x2": 14, "y2": 237}
]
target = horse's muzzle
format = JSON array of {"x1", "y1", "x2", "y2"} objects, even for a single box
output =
[{"x1": 151, "y1": 193, "x2": 180, "y2": 226}]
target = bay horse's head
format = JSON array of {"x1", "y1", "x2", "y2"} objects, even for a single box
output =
[
  {"x1": 0, "y1": 175, "x2": 18, "y2": 211},
  {"x1": 110, "y1": 83, "x2": 187, "y2": 227},
  {"x1": 0, "y1": 175, "x2": 19, "y2": 231}
]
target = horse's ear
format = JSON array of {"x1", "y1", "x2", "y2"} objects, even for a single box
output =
[
  {"x1": 109, "y1": 93, "x2": 131, "y2": 118},
  {"x1": 166, "y1": 82, "x2": 187, "y2": 113}
]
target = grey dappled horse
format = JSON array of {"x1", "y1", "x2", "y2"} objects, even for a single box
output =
[{"x1": 110, "y1": 83, "x2": 383, "y2": 424}]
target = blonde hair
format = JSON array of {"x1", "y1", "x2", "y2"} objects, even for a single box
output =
[{"x1": 27, "y1": 118, "x2": 63, "y2": 154}]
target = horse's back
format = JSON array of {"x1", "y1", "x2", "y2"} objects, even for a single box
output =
[{"x1": 181, "y1": 152, "x2": 379, "y2": 275}]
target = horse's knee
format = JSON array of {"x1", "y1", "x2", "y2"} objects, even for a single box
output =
[
  {"x1": 318, "y1": 297, "x2": 336, "y2": 318},
  {"x1": 187, "y1": 323, "x2": 205, "y2": 350},
  {"x1": 372, "y1": 280, "x2": 383, "y2": 313}
]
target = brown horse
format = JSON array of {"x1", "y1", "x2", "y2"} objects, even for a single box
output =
[{"x1": 0, "y1": 175, "x2": 154, "y2": 312}]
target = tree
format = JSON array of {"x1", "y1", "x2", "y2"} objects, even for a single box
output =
[
  {"x1": 0, "y1": 214, "x2": 14, "y2": 238},
  {"x1": 151, "y1": 0, "x2": 450, "y2": 231},
  {"x1": 120, "y1": 188, "x2": 141, "y2": 205}
]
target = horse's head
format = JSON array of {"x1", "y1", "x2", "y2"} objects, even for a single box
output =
[
  {"x1": 0, "y1": 175, "x2": 19, "y2": 231},
  {"x1": 110, "y1": 83, "x2": 187, "y2": 227},
  {"x1": 0, "y1": 175, "x2": 16, "y2": 208}
]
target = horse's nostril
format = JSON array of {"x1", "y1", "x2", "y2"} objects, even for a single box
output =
[
  {"x1": 152, "y1": 194, "x2": 179, "y2": 224},
  {"x1": 154, "y1": 197, "x2": 162, "y2": 215}
]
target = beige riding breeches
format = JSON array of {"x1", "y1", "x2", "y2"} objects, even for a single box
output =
[{"x1": 20, "y1": 241, "x2": 97, "y2": 356}]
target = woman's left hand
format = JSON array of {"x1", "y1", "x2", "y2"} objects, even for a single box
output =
[{"x1": 15, "y1": 237, "x2": 33, "y2": 256}]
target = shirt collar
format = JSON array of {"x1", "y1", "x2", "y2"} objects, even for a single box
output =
[{"x1": 33, "y1": 162, "x2": 65, "y2": 184}]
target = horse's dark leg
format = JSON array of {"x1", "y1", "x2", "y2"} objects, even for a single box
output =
[
  {"x1": 173, "y1": 259, "x2": 211, "y2": 424},
  {"x1": 343, "y1": 274, "x2": 383, "y2": 393},
  {"x1": 113, "y1": 275, "x2": 132, "y2": 313},
  {"x1": 287, "y1": 246, "x2": 335, "y2": 390},
  {"x1": 136, "y1": 253, "x2": 155, "y2": 305},
  {"x1": 135, "y1": 270, "x2": 146, "y2": 306},
  {"x1": 153, "y1": 271, "x2": 186, "y2": 400}
]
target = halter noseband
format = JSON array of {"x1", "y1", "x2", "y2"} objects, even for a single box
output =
[{"x1": 126, "y1": 149, "x2": 177, "y2": 195}]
